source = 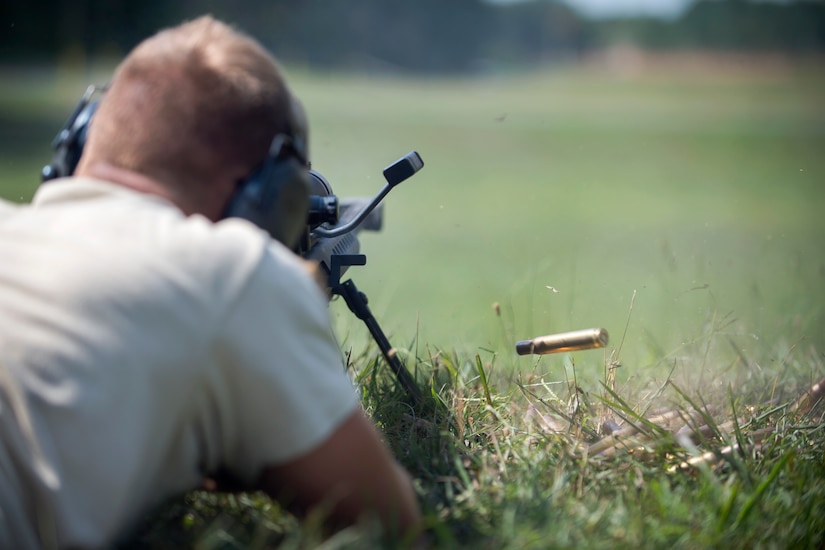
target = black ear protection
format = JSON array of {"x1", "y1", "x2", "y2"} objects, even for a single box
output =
[
  {"x1": 41, "y1": 85, "x2": 103, "y2": 183},
  {"x1": 222, "y1": 97, "x2": 312, "y2": 250},
  {"x1": 42, "y1": 86, "x2": 313, "y2": 250}
]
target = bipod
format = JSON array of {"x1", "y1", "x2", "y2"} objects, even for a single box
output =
[{"x1": 328, "y1": 254, "x2": 422, "y2": 406}]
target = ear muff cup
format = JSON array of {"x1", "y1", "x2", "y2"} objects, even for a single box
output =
[
  {"x1": 222, "y1": 140, "x2": 311, "y2": 249},
  {"x1": 222, "y1": 94, "x2": 312, "y2": 249},
  {"x1": 41, "y1": 94, "x2": 100, "y2": 183}
]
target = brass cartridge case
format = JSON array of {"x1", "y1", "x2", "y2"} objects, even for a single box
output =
[{"x1": 516, "y1": 328, "x2": 609, "y2": 355}]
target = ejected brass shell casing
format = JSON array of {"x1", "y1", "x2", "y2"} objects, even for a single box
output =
[{"x1": 516, "y1": 328, "x2": 609, "y2": 355}]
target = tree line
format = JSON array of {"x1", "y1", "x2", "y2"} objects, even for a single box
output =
[{"x1": 1, "y1": 0, "x2": 823, "y2": 73}]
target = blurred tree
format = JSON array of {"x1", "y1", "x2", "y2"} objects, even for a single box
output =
[
  {"x1": 486, "y1": 1, "x2": 588, "y2": 66},
  {"x1": 678, "y1": 0, "x2": 825, "y2": 51},
  {"x1": 591, "y1": 0, "x2": 825, "y2": 52},
  {"x1": 0, "y1": 0, "x2": 176, "y2": 62},
  {"x1": 232, "y1": 0, "x2": 497, "y2": 73},
  {"x1": 1, "y1": 0, "x2": 823, "y2": 71}
]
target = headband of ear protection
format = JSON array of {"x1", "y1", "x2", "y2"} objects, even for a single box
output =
[{"x1": 42, "y1": 85, "x2": 312, "y2": 250}]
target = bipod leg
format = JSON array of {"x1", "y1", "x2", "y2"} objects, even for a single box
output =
[{"x1": 333, "y1": 278, "x2": 421, "y2": 406}]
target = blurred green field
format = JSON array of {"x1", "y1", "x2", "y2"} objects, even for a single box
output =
[{"x1": 2, "y1": 59, "x2": 823, "y2": 388}]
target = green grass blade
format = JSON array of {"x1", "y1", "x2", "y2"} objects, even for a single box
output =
[
  {"x1": 734, "y1": 449, "x2": 795, "y2": 527},
  {"x1": 475, "y1": 354, "x2": 493, "y2": 408}
]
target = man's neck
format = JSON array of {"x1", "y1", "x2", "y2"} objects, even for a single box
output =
[
  {"x1": 76, "y1": 162, "x2": 199, "y2": 216},
  {"x1": 78, "y1": 162, "x2": 174, "y2": 201},
  {"x1": 76, "y1": 161, "x2": 236, "y2": 221}
]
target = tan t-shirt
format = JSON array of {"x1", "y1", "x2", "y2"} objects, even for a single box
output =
[{"x1": 0, "y1": 178, "x2": 358, "y2": 548}]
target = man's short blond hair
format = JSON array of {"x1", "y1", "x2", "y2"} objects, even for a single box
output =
[{"x1": 84, "y1": 16, "x2": 292, "y2": 191}]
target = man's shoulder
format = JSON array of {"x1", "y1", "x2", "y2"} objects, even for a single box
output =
[
  {"x1": 148, "y1": 200, "x2": 318, "y2": 311},
  {"x1": 19, "y1": 178, "x2": 302, "y2": 309},
  {"x1": 35, "y1": 176, "x2": 273, "y2": 266},
  {"x1": 0, "y1": 197, "x2": 20, "y2": 216},
  {"x1": 19, "y1": 177, "x2": 321, "y2": 310}
]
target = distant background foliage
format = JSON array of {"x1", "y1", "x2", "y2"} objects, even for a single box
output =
[{"x1": 2, "y1": 0, "x2": 824, "y2": 72}]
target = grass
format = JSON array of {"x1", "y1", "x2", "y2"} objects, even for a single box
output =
[
  {"x1": 1, "y1": 55, "x2": 824, "y2": 548},
  {"x1": 116, "y1": 346, "x2": 825, "y2": 549}
]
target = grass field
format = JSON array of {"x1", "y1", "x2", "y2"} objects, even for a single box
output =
[
  {"x1": 1, "y1": 55, "x2": 824, "y2": 547},
  {"x1": 298, "y1": 56, "x2": 825, "y2": 394}
]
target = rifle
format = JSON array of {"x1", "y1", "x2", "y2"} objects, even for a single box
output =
[{"x1": 299, "y1": 153, "x2": 425, "y2": 405}]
